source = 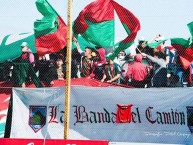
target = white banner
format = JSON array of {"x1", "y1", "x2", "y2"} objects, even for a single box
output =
[{"x1": 11, "y1": 87, "x2": 193, "y2": 144}]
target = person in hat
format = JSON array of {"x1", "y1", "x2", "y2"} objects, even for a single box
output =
[
  {"x1": 151, "y1": 35, "x2": 182, "y2": 86},
  {"x1": 12, "y1": 42, "x2": 42, "y2": 88},
  {"x1": 136, "y1": 37, "x2": 154, "y2": 56},
  {"x1": 18, "y1": 42, "x2": 35, "y2": 65}
]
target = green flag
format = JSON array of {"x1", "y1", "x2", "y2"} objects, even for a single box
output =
[
  {"x1": 171, "y1": 38, "x2": 193, "y2": 69},
  {"x1": 187, "y1": 21, "x2": 193, "y2": 46},
  {"x1": 73, "y1": 0, "x2": 140, "y2": 60},
  {"x1": 0, "y1": 33, "x2": 36, "y2": 63},
  {"x1": 34, "y1": 0, "x2": 67, "y2": 56},
  {"x1": 73, "y1": 0, "x2": 114, "y2": 48},
  {"x1": 147, "y1": 39, "x2": 167, "y2": 49}
]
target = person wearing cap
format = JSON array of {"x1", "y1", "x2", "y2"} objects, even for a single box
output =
[
  {"x1": 152, "y1": 35, "x2": 182, "y2": 86},
  {"x1": 12, "y1": 42, "x2": 42, "y2": 88},
  {"x1": 149, "y1": 34, "x2": 169, "y2": 64},
  {"x1": 18, "y1": 42, "x2": 35, "y2": 65},
  {"x1": 136, "y1": 37, "x2": 154, "y2": 57}
]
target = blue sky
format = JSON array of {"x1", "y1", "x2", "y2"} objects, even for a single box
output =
[{"x1": 0, "y1": 0, "x2": 192, "y2": 44}]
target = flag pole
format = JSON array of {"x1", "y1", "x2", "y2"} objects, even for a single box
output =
[{"x1": 64, "y1": 0, "x2": 73, "y2": 139}]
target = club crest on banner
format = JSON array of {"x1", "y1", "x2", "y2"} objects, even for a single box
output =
[{"x1": 29, "y1": 106, "x2": 47, "y2": 133}]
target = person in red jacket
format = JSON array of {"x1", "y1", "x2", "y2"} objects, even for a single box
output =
[{"x1": 125, "y1": 54, "x2": 149, "y2": 88}]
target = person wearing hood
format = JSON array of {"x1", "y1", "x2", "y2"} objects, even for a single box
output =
[
  {"x1": 125, "y1": 54, "x2": 149, "y2": 88},
  {"x1": 90, "y1": 47, "x2": 106, "y2": 80}
]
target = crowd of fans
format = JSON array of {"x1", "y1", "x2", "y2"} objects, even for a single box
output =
[{"x1": 0, "y1": 35, "x2": 193, "y2": 88}]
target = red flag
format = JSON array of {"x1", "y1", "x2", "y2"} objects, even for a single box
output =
[
  {"x1": 73, "y1": 0, "x2": 114, "y2": 34},
  {"x1": 109, "y1": 1, "x2": 140, "y2": 60},
  {"x1": 34, "y1": 0, "x2": 67, "y2": 56},
  {"x1": 171, "y1": 38, "x2": 193, "y2": 70},
  {"x1": 111, "y1": 1, "x2": 140, "y2": 44},
  {"x1": 73, "y1": 0, "x2": 114, "y2": 47}
]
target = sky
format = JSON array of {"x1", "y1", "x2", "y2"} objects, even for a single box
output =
[{"x1": 0, "y1": 0, "x2": 193, "y2": 45}]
